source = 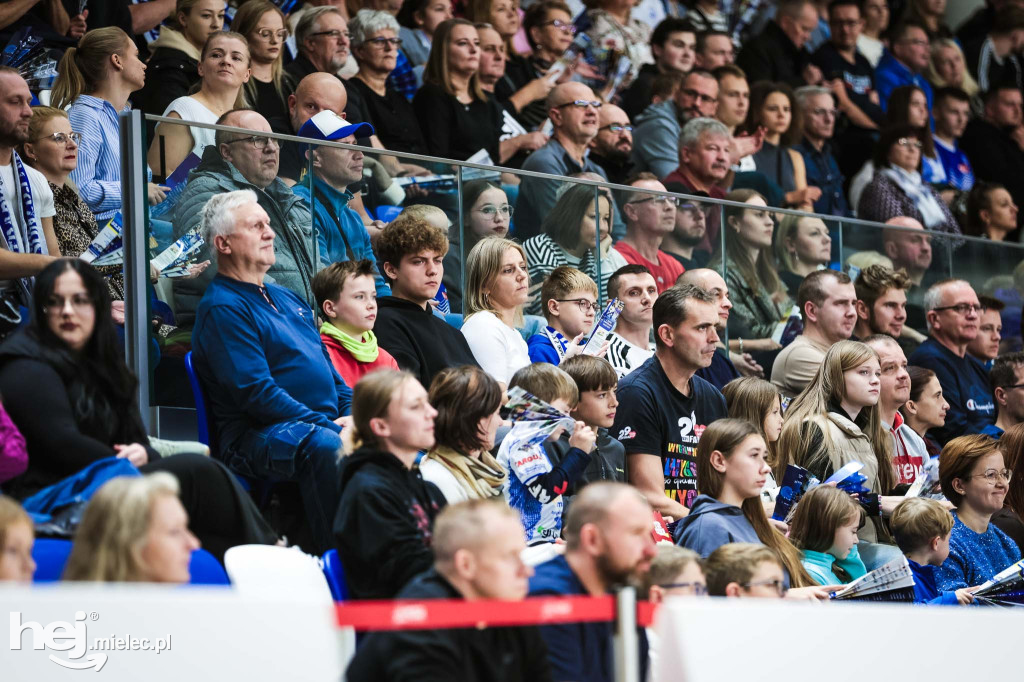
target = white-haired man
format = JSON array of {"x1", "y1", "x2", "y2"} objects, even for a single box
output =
[{"x1": 191, "y1": 190, "x2": 351, "y2": 553}]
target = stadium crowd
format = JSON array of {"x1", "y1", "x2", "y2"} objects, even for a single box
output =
[{"x1": 5, "y1": 0, "x2": 1024, "y2": 679}]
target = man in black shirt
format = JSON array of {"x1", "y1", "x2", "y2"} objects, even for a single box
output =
[
  {"x1": 620, "y1": 17, "x2": 697, "y2": 120},
  {"x1": 610, "y1": 284, "x2": 728, "y2": 520},
  {"x1": 661, "y1": 199, "x2": 710, "y2": 271},
  {"x1": 346, "y1": 500, "x2": 553, "y2": 681},
  {"x1": 960, "y1": 85, "x2": 1024, "y2": 228},
  {"x1": 811, "y1": 0, "x2": 882, "y2": 182},
  {"x1": 736, "y1": 0, "x2": 823, "y2": 88},
  {"x1": 285, "y1": 6, "x2": 350, "y2": 82}
]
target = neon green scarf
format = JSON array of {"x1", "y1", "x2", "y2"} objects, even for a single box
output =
[{"x1": 320, "y1": 322, "x2": 379, "y2": 363}]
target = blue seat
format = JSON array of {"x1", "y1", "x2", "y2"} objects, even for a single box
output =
[
  {"x1": 183, "y1": 350, "x2": 210, "y2": 446},
  {"x1": 32, "y1": 538, "x2": 229, "y2": 585},
  {"x1": 374, "y1": 205, "x2": 402, "y2": 222},
  {"x1": 322, "y1": 549, "x2": 348, "y2": 601}
]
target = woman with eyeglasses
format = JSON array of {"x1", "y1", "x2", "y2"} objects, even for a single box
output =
[
  {"x1": 857, "y1": 124, "x2": 961, "y2": 236},
  {"x1": 134, "y1": 0, "x2": 226, "y2": 129},
  {"x1": 396, "y1": 0, "x2": 453, "y2": 69},
  {"x1": 148, "y1": 32, "x2": 252, "y2": 179},
  {"x1": 0, "y1": 259, "x2": 277, "y2": 561},
  {"x1": 442, "y1": 180, "x2": 512, "y2": 312},
  {"x1": 233, "y1": 0, "x2": 296, "y2": 136},
  {"x1": 935, "y1": 434, "x2": 1021, "y2": 591},
  {"x1": 521, "y1": 181, "x2": 629, "y2": 316},
  {"x1": 20, "y1": 108, "x2": 124, "y2": 301},
  {"x1": 414, "y1": 19, "x2": 533, "y2": 165},
  {"x1": 741, "y1": 81, "x2": 820, "y2": 211}
]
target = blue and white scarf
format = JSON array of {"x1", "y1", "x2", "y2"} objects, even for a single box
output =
[{"x1": 0, "y1": 150, "x2": 46, "y2": 301}]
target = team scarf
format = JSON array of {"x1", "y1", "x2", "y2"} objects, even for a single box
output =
[{"x1": 0, "y1": 150, "x2": 46, "y2": 301}]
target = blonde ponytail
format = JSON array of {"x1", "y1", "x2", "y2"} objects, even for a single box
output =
[{"x1": 51, "y1": 27, "x2": 132, "y2": 110}]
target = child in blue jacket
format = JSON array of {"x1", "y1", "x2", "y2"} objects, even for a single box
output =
[
  {"x1": 891, "y1": 498, "x2": 978, "y2": 605},
  {"x1": 788, "y1": 486, "x2": 868, "y2": 586}
]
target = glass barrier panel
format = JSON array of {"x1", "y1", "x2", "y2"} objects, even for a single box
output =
[{"x1": 950, "y1": 233, "x2": 1024, "y2": 355}]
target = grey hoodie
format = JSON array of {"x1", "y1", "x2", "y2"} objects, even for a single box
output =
[
  {"x1": 672, "y1": 494, "x2": 760, "y2": 557},
  {"x1": 631, "y1": 100, "x2": 682, "y2": 180}
]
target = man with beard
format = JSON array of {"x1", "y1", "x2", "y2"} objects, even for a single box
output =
[
  {"x1": 0, "y1": 68, "x2": 58, "y2": 331},
  {"x1": 610, "y1": 285, "x2": 728, "y2": 519},
  {"x1": 529, "y1": 482, "x2": 656, "y2": 682},
  {"x1": 853, "y1": 264, "x2": 912, "y2": 341},
  {"x1": 286, "y1": 6, "x2": 351, "y2": 82},
  {"x1": 865, "y1": 335, "x2": 927, "y2": 488},
  {"x1": 771, "y1": 270, "x2": 857, "y2": 399},
  {"x1": 663, "y1": 118, "x2": 732, "y2": 254},
  {"x1": 632, "y1": 69, "x2": 719, "y2": 180},
  {"x1": 909, "y1": 279, "x2": 996, "y2": 444},
  {"x1": 661, "y1": 200, "x2": 709, "y2": 270},
  {"x1": 587, "y1": 103, "x2": 635, "y2": 186}
]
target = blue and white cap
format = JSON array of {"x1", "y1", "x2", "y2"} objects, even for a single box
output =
[{"x1": 297, "y1": 110, "x2": 374, "y2": 142}]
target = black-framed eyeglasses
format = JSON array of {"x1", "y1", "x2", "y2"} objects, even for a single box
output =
[
  {"x1": 557, "y1": 298, "x2": 598, "y2": 312},
  {"x1": 310, "y1": 30, "x2": 352, "y2": 41},
  {"x1": 681, "y1": 88, "x2": 718, "y2": 105},
  {"x1": 36, "y1": 131, "x2": 82, "y2": 145},
  {"x1": 556, "y1": 99, "x2": 603, "y2": 110},
  {"x1": 896, "y1": 137, "x2": 923, "y2": 149},
  {"x1": 542, "y1": 19, "x2": 577, "y2": 34},
  {"x1": 741, "y1": 579, "x2": 787, "y2": 596},
  {"x1": 363, "y1": 36, "x2": 402, "y2": 49},
  {"x1": 255, "y1": 28, "x2": 289, "y2": 41},
  {"x1": 967, "y1": 469, "x2": 1013, "y2": 483},
  {"x1": 932, "y1": 303, "x2": 983, "y2": 315},
  {"x1": 599, "y1": 123, "x2": 633, "y2": 133},
  {"x1": 227, "y1": 135, "x2": 277, "y2": 150},
  {"x1": 1000, "y1": 382, "x2": 1024, "y2": 391},
  {"x1": 659, "y1": 582, "x2": 708, "y2": 595}
]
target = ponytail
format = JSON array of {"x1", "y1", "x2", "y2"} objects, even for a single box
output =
[
  {"x1": 52, "y1": 27, "x2": 132, "y2": 110},
  {"x1": 346, "y1": 369, "x2": 418, "y2": 454}
]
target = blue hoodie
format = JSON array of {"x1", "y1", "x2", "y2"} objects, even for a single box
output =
[
  {"x1": 673, "y1": 494, "x2": 760, "y2": 557},
  {"x1": 907, "y1": 558, "x2": 959, "y2": 606}
]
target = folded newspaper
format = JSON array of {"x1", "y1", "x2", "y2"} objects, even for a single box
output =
[
  {"x1": 830, "y1": 556, "x2": 916, "y2": 602},
  {"x1": 81, "y1": 216, "x2": 203, "y2": 277},
  {"x1": 972, "y1": 559, "x2": 1024, "y2": 607}
]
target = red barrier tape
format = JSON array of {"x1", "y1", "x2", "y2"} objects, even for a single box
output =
[{"x1": 335, "y1": 595, "x2": 657, "y2": 631}]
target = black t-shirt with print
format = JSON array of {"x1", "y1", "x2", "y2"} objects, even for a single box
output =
[{"x1": 611, "y1": 355, "x2": 728, "y2": 509}]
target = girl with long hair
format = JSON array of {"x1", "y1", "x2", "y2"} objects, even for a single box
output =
[
  {"x1": 899, "y1": 365, "x2": 947, "y2": 458},
  {"x1": 788, "y1": 485, "x2": 868, "y2": 585},
  {"x1": 673, "y1": 418, "x2": 824, "y2": 594},
  {"x1": 233, "y1": 0, "x2": 296, "y2": 135},
  {"x1": 776, "y1": 339, "x2": 898, "y2": 546},
  {"x1": 442, "y1": 180, "x2": 513, "y2": 312},
  {"x1": 722, "y1": 376, "x2": 785, "y2": 508},
  {"x1": 335, "y1": 369, "x2": 446, "y2": 599}
]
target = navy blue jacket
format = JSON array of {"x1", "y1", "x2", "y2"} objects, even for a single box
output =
[
  {"x1": 908, "y1": 337, "x2": 995, "y2": 445},
  {"x1": 529, "y1": 554, "x2": 647, "y2": 682},
  {"x1": 191, "y1": 274, "x2": 352, "y2": 452},
  {"x1": 795, "y1": 138, "x2": 850, "y2": 217}
]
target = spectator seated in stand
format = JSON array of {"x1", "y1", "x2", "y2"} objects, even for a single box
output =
[
  {"x1": 788, "y1": 485, "x2": 868, "y2": 586},
  {"x1": 703, "y1": 543, "x2": 789, "y2": 598},
  {"x1": 929, "y1": 87, "x2": 975, "y2": 195},
  {"x1": 441, "y1": 181, "x2": 512, "y2": 313},
  {"x1": 633, "y1": 69, "x2": 719, "y2": 181},
  {"x1": 0, "y1": 496, "x2": 35, "y2": 583},
  {"x1": 604, "y1": 265, "x2": 658, "y2": 380},
  {"x1": 285, "y1": 5, "x2": 352, "y2": 82},
  {"x1": 345, "y1": 499, "x2": 552, "y2": 680},
  {"x1": 420, "y1": 366, "x2": 507, "y2": 504},
  {"x1": 908, "y1": 279, "x2": 996, "y2": 444},
  {"x1": 334, "y1": 369, "x2": 447, "y2": 600},
  {"x1": 313, "y1": 260, "x2": 398, "y2": 388},
  {"x1": 0, "y1": 258, "x2": 276, "y2": 560},
  {"x1": 678, "y1": 268, "x2": 747, "y2": 390},
  {"x1": 395, "y1": 0, "x2": 452, "y2": 72},
  {"x1": 663, "y1": 117, "x2": 732, "y2": 255},
  {"x1": 373, "y1": 214, "x2": 479, "y2": 389},
  {"x1": 190, "y1": 191, "x2": 349, "y2": 554},
  {"x1": 171, "y1": 109, "x2": 316, "y2": 326},
  {"x1": 620, "y1": 17, "x2": 697, "y2": 121},
  {"x1": 774, "y1": 213, "x2": 833, "y2": 300},
  {"x1": 874, "y1": 21, "x2": 934, "y2": 113},
  {"x1": 968, "y1": 296, "x2": 1004, "y2": 370},
  {"x1": 891, "y1": 497, "x2": 977, "y2": 605},
  {"x1": 615, "y1": 174, "x2": 686, "y2": 293},
  {"x1": 793, "y1": 84, "x2": 851, "y2": 217},
  {"x1": 522, "y1": 182, "x2": 627, "y2": 317},
  {"x1": 962, "y1": 5, "x2": 1024, "y2": 95},
  {"x1": 936, "y1": 434, "x2": 1022, "y2": 591},
  {"x1": 735, "y1": 0, "x2": 821, "y2": 88},
  {"x1": 233, "y1": 0, "x2": 297, "y2": 136},
  {"x1": 900, "y1": 366, "x2": 948, "y2": 459},
  {"x1": 661, "y1": 199, "x2": 709, "y2": 272},
  {"x1": 586, "y1": 103, "x2": 635, "y2": 188},
  {"x1": 528, "y1": 482, "x2": 654, "y2": 682},
  {"x1": 63, "y1": 473, "x2": 201, "y2": 583},
  {"x1": 695, "y1": 30, "x2": 734, "y2": 69},
  {"x1": 960, "y1": 85, "x2": 1024, "y2": 231},
  {"x1": 852, "y1": 264, "x2": 913, "y2": 344},
  {"x1": 527, "y1": 266, "x2": 597, "y2": 365},
  {"x1": 771, "y1": 270, "x2": 857, "y2": 399},
  {"x1": 985, "y1": 352, "x2": 1024, "y2": 439}
]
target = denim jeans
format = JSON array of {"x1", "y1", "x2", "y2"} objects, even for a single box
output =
[{"x1": 228, "y1": 421, "x2": 342, "y2": 552}]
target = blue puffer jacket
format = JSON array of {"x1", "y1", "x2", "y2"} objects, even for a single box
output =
[{"x1": 171, "y1": 145, "x2": 316, "y2": 326}]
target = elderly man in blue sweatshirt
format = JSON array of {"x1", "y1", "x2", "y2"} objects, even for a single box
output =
[
  {"x1": 529, "y1": 482, "x2": 654, "y2": 682},
  {"x1": 908, "y1": 279, "x2": 995, "y2": 445},
  {"x1": 191, "y1": 190, "x2": 352, "y2": 553}
]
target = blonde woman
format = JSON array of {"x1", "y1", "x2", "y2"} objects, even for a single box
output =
[
  {"x1": 233, "y1": 0, "x2": 296, "y2": 134},
  {"x1": 335, "y1": 369, "x2": 445, "y2": 599},
  {"x1": 774, "y1": 214, "x2": 832, "y2": 299},
  {"x1": 54, "y1": 27, "x2": 157, "y2": 221},
  {"x1": 64, "y1": 473, "x2": 200, "y2": 583},
  {"x1": 135, "y1": 0, "x2": 227, "y2": 123},
  {"x1": 462, "y1": 236, "x2": 531, "y2": 387},
  {"x1": 776, "y1": 340, "x2": 902, "y2": 550},
  {"x1": 147, "y1": 31, "x2": 252, "y2": 178},
  {"x1": 925, "y1": 39, "x2": 979, "y2": 100}
]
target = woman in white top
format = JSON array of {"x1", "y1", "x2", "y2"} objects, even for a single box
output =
[
  {"x1": 147, "y1": 31, "x2": 252, "y2": 178},
  {"x1": 461, "y1": 236, "x2": 531, "y2": 387},
  {"x1": 420, "y1": 366, "x2": 507, "y2": 504}
]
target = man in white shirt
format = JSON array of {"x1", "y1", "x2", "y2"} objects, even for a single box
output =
[
  {"x1": 0, "y1": 67, "x2": 58, "y2": 333},
  {"x1": 604, "y1": 264, "x2": 657, "y2": 379}
]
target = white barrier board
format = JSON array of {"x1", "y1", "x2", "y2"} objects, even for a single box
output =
[
  {"x1": 1, "y1": 585, "x2": 343, "y2": 680},
  {"x1": 653, "y1": 597, "x2": 1021, "y2": 682}
]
